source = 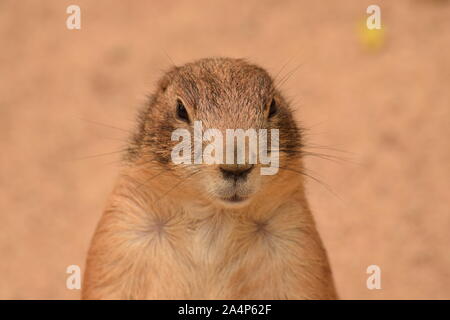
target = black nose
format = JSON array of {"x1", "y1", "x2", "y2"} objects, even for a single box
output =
[{"x1": 220, "y1": 165, "x2": 254, "y2": 181}]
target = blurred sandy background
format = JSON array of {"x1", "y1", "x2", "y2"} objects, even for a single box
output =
[{"x1": 1, "y1": 0, "x2": 449, "y2": 299}]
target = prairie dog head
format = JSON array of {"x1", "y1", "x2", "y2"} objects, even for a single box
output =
[{"x1": 129, "y1": 57, "x2": 302, "y2": 208}]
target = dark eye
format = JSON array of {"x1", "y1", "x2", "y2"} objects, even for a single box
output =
[
  {"x1": 268, "y1": 98, "x2": 277, "y2": 118},
  {"x1": 176, "y1": 99, "x2": 189, "y2": 123}
]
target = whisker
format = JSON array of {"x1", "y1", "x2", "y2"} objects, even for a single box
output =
[
  {"x1": 275, "y1": 63, "x2": 304, "y2": 89},
  {"x1": 156, "y1": 169, "x2": 201, "y2": 203},
  {"x1": 162, "y1": 50, "x2": 176, "y2": 67},
  {"x1": 303, "y1": 144, "x2": 353, "y2": 154},
  {"x1": 70, "y1": 148, "x2": 132, "y2": 161},
  {"x1": 129, "y1": 168, "x2": 169, "y2": 191},
  {"x1": 301, "y1": 151, "x2": 353, "y2": 165},
  {"x1": 80, "y1": 118, "x2": 133, "y2": 134},
  {"x1": 278, "y1": 165, "x2": 342, "y2": 201},
  {"x1": 273, "y1": 57, "x2": 297, "y2": 83},
  {"x1": 274, "y1": 148, "x2": 355, "y2": 165},
  {"x1": 95, "y1": 136, "x2": 129, "y2": 143}
]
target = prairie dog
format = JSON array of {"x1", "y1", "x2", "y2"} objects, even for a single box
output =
[{"x1": 82, "y1": 57, "x2": 337, "y2": 299}]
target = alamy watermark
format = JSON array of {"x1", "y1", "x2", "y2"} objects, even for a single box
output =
[
  {"x1": 66, "y1": 265, "x2": 81, "y2": 290},
  {"x1": 366, "y1": 264, "x2": 382, "y2": 290},
  {"x1": 366, "y1": 5, "x2": 381, "y2": 30},
  {"x1": 66, "y1": 5, "x2": 81, "y2": 30},
  {"x1": 171, "y1": 121, "x2": 279, "y2": 175}
]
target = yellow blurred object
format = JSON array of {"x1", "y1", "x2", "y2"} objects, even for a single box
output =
[{"x1": 358, "y1": 20, "x2": 385, "y2": 52}]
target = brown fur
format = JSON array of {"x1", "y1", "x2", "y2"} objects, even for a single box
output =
[{"x1": 82, "y1": 57, "x2": 337, "y2": 299}]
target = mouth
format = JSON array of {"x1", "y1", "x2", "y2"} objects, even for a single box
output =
[
  {"x1": 220, "y1": 193, "x2": 249, "y2": 203},
  {"x1": 211, "y1": 176, "x2": 258, "y2": 207}
]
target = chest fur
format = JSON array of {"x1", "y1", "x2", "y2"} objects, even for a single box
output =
[{"x1": 136, "y1": 207, "x2": 315, "y2": 299}]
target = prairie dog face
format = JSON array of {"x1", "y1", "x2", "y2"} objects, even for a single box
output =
[{"x1": 130, "y1": 58, "x2": 302, "y2": 208}]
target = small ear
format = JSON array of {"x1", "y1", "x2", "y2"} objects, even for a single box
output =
[
  {"x1": 157, "y1": 67, "x2": 179, "y2": 93},
  {"x1": 158, "y1": 75, "x2": 170, "y2": 92}
]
